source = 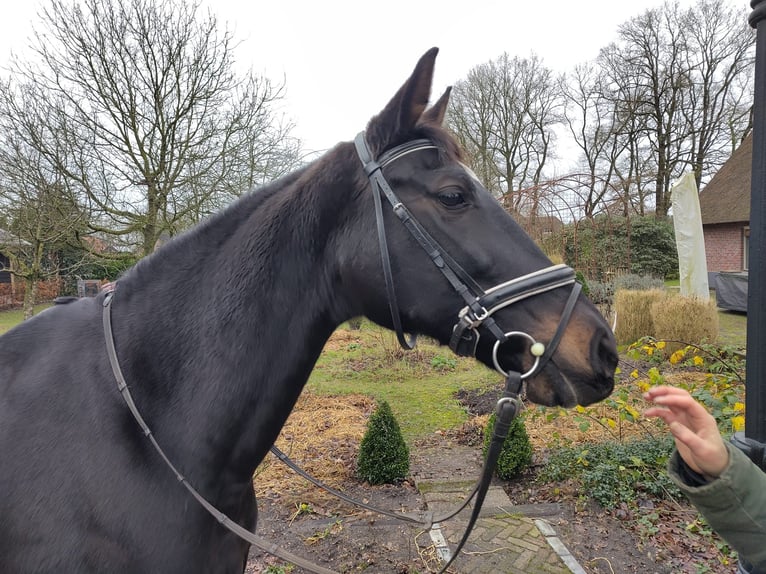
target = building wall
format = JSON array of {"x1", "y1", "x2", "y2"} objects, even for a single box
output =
[
  {"x1": 703, "y1": 222, "x2": 746, "y2": 272},
  {"x1": 0, "y1": 278, "x2": 61, "y2": 310}
]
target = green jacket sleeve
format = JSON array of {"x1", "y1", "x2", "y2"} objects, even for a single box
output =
[{"x1": 668, "y1": 442, "x2": 766, "y2": 570}]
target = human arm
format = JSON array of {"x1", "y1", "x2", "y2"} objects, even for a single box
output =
[{"x1": 645, "y1": 386, "x2": 766, "y2": 569}]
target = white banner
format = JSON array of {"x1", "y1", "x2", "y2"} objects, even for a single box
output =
[{"x1": 671, "y1": 171, "x2": 709, "y2": 299}]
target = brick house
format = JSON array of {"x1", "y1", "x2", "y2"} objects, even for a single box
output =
[
  {"x1": 699, "y1": 134, "x2": 752, "y2": 272},
  {"x1": 0, "y1": 229, "x2": 15, "y2": 284}
]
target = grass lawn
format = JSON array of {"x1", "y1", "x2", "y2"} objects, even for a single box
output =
[
  {"x1": 307, "y1": 324, "x2": 498, "y2": 439},
  {"x1": 0, "y1": 304, "x2": 51, "y2": 335},
  {"x1": 717, "y1": 309, "x2": 747, "y2": 348}
]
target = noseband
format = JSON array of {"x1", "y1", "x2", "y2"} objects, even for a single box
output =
[{"x1": 354, "y1": 132, "x2": 582, "y2": 380}]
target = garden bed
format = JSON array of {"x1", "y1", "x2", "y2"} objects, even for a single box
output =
[{"x1": 247, "y1": 334, "x2": 744, "y2": 572}]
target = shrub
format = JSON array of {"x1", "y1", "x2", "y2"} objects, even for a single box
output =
[
  {"x1": 482, "y1": 411, "x2": 533, "y2": 480},
  {"x1": 650, "y1": 296, "x2": 718, "y2": 353},
  {"x1": 613, "y1": 273, "x2": 666, "y2": 292},
  {"x1": 538, "y1": 436, "x2": 680, "y2": 509},
  {"x1": 614, "y1": 289, "x2": 666, "y2": 346},
  {"x1": 627, "y1": 217, "x2": 678, "y2": 278},
  {"x1": 558, "y1": 215, "x2": 677, "y2": 279},
  {"x1": 357, "y1": 400, "x2": 409, "y2": 484},
  {"x1": 587, "y1": 280, "x2": 614, "y2": 306},
  {"x1": 575, "y1": 271, "x2": 591, "y2": 297}
]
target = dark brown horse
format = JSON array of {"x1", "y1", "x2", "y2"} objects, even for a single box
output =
[{"x1": 0, "y1": 48, "x2": 617, "y2": 573}]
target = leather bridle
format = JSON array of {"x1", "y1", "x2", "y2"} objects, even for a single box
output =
[{"x1": 354, "y1": 131, "x2": 582, "y2": 381}]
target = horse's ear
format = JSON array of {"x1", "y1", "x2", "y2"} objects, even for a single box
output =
[
  {"x1": 420, "y1": 87, "x2": 452, "y2": 126},
  {"x1": 364, "y1": 47, "x2": 438, "y2": 156}
]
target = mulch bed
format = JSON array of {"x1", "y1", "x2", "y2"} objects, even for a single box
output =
[{"x1": 248, "y1": 382, "x2": 736, "y2": 573}]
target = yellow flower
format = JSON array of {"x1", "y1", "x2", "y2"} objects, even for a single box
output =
[
  {"x1": 630, "y1": 369, "x2": 639, "y2": 379},
  {"x1": 643, "y1": 346, "x2": 654, "y2": 356},
  {"x1": 693, "y1": 356, "x2": 704, "y2": 366},
  {"x1": 637, "y1": 381, "x2": 651, "y2": 393},
  {"x1": 669, "y1": 350, "x2": 685, "y2": 364},
  {"x1": 732, "y1": 416, "x2": 745, "y2": 433},
  {"x1": 656, "y1": 341, "x2": 666, "y2": 350},
  {"x1": 734, "y1": 402, "x2": 745, "y2": 412}
]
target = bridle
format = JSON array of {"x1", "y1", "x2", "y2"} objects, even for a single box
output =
[
  {"x1": 354, "y1": 131, "x2": 582, "y2": 381},
  {"x1": 100, "y1": 132, "x2": 584, "y2": 574}
]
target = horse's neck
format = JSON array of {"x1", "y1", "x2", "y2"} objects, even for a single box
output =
[{"x1": 114, "y1": 149, "x2": 358, "y2": 483}]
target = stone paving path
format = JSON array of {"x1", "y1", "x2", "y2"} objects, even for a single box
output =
[{"x1": 411, "y1": 444, "x2": 586, "y2": 574}]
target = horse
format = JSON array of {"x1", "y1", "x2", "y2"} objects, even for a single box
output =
[{"x1": 0, "y1": 48, "x2": 617, "y2": 573}]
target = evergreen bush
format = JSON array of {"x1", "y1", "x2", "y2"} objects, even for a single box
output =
[
  {"x1": 587, "y1": 280, "x2": 615, "y2": 306},
  {"x1": 574, "y1": 270, "x2": 591, "y2": 297},
  {"x1": 538, "y1": 436, "x2": 680, "y2": 509},
  {"x1": 357, "y1": 400, "x2": 409, "y2": 484},
  {"x1": 482, "y1": 411, "x2": 533, "y2": 480},
  {"x1": 557, "y1": 215, "x2": 677, "y2": 279}
]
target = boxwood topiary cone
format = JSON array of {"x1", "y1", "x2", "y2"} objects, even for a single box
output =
[
  {"x1": 357, "y1": 400, "x2": 409, "y2": 485},
  {"x1": 482, "y1": 411, "x2": 533, "y2": 480}
]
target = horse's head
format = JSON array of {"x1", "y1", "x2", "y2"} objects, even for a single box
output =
[{"x1": 339, "y1": 47, "x2": 617, "y2": 407}]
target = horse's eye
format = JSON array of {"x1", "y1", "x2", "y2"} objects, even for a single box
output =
[{"x1": 437, "y1": 189, "x2": 466, "y2": 208}]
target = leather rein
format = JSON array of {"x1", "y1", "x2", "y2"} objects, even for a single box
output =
[{"x1": 101, "y1": 132, "x2": 582, "y2": 574}]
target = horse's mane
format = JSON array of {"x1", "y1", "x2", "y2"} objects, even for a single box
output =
[
  {"x1": 121, "y1": 164, "x2": 314, "y2": 287},
  {"x1": 118, "y1": 121, "x2": 460, "y2": 290}
]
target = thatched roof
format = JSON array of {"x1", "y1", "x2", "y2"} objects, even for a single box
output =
[{"x1": 699, "y1": 134, "x2": 752, "y2": 225}]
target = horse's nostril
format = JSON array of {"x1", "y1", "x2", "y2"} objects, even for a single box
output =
[{"x1": 593, "y1": 329, "x2": 619, "y2": 378}]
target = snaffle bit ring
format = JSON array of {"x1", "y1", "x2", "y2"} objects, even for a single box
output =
[{"x1": 492, "y1": 331, "x2": 544, "y2": 379}]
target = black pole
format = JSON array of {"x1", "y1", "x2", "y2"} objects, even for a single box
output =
[
  {"x1": 732, "y1": 5, "x2": 766, "y2": 572},
  {"x1": 740, "y1": 0, "x2": 766, "y2": 448}
]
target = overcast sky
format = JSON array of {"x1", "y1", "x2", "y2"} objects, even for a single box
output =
[{"x1": 0, "y1": 0, "x2": 752, "y2": 156}]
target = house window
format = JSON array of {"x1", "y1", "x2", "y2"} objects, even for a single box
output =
[
  {"x1": 0, "y1": 253, "x2": 10, "y2": 284},
  {"x1": 744, "y1": 226, "x2": 750, "y2": 271}
]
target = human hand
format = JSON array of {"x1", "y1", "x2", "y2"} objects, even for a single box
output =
[{"x1": 644, "y1": 386, "x2": 729, "y2": 478}]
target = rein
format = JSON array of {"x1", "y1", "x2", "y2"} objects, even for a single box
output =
[
  {"x1": 103, "y1": 287, "x2": 527, "y2": 574},
  {"x1": 270, "y1": 369, "x2": 528, "y2": 574},
  {"x1": 101, "y1": 292, "x2": 337, "y2": 574},
  {"x1": 101, "y1": 132, "x2": 583, "y2": 574}
]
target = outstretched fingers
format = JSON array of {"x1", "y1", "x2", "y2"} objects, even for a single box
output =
[
  {"x1": 643, "y1": 386, "x2": 729, "y2": 477},
  {"x1": 645, "y1": 390, "x2": 713, "y2": 424}
]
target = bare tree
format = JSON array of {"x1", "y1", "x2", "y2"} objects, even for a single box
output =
[
  {"x1": 12, "y1": 0, "x2": 303, "y2": 256},
  {"x1": 0, "y1": 81, "x2": 88, "y2": 318},
  {"x1": 447, "y1": 53, "x2": 563, "y2": 216},
  {"x1": 681, "y1": 0, "x2": 754, "y2": 187},
  {"x1": 602, "y1": 2, "x2": 692, "y2": 219},
  {"x1": 561, "y1": 65, "x2": 632, "y2": 218},
  {"x1": 595, "y1": 0, "x2": 753, "y2": 218},
  {"x1": 447, "y1": 65, "x2": 501, "y2": 195}
]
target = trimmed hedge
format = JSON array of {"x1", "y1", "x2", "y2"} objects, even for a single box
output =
[
  {"x1": 482, "y1": 411, "x2": 533, "y2": 480},
  {"x1": 357, "y1": 400, "x2": 409, "y2": 485}
]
